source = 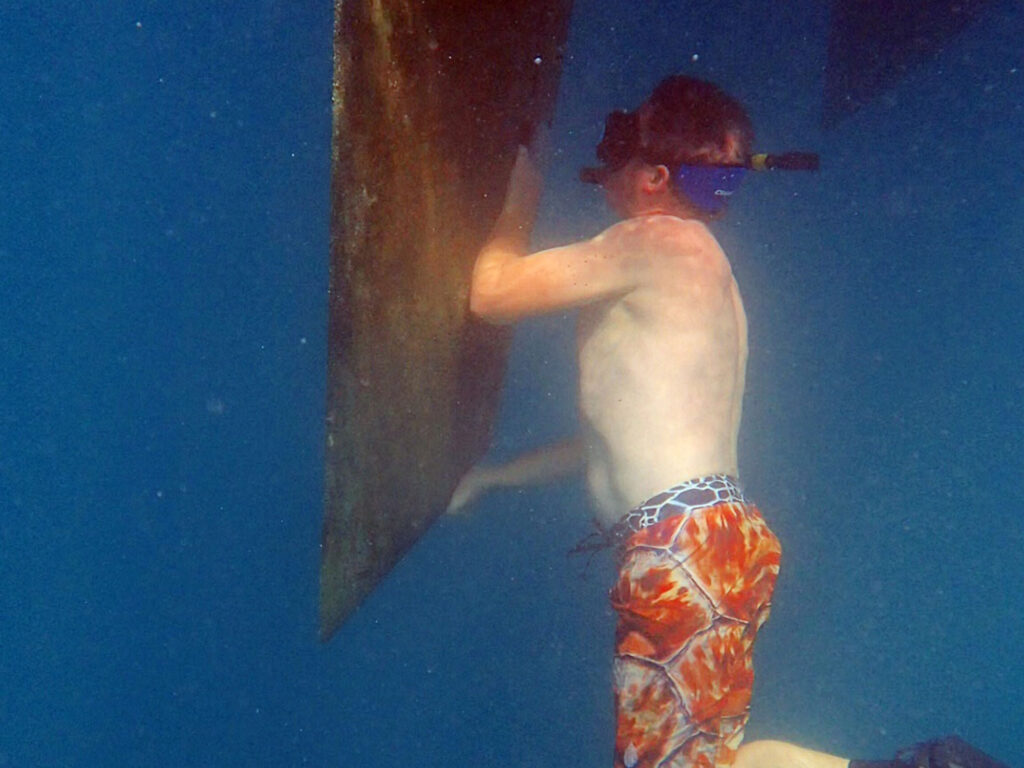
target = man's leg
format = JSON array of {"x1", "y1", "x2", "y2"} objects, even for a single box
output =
[{"x1": 609, "y1": 500, "x2": 781, "y2": 768}]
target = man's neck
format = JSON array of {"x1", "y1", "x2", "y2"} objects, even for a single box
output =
[{"x1": 625, "y1": 199, "x2": 699, "y2": 220}]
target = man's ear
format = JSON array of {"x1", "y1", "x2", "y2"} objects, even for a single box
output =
[{"x1": 643, "y1": 164, "x2": 671, "y2": 192}]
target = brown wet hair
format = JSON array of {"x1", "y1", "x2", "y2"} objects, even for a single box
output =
[{"x1": 638, "y1": 75, "x2": 754, "y2": 167}]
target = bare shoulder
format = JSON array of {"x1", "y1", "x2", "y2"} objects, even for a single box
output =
[{"x1": 594, "y1": 215, "x2": 732, "y2": 283}]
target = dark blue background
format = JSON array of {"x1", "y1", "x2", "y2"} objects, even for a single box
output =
[{"x1": 1, "y1": 2, "x2": 1021, "y2": 766}]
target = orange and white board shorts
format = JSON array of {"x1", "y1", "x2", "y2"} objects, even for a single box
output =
[{"x1": 608, "y1": 476, "x2": 781, "y2": 768}]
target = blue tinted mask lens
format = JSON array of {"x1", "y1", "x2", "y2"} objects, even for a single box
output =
[{"x1": 672, "y1": 165, "x2": 746, "y2": 214}]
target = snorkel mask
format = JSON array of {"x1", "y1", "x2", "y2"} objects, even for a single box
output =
[
  {"x1": 578, "y1": 110, "x2": 643, "y2": 184},
  {"x1": 579, "y1": 108, "x2": 819, "y2": 216}
]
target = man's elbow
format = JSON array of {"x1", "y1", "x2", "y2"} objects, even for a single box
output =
[
  {"x1": 469, "y1": 287, "x2": 516, "y2": 325},
  {"x1": 468, "y1": 261, "x2": 518, "y2": 324}
]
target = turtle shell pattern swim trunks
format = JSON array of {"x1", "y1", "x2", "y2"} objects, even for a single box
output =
[{"x1": 609, "y1": 476, "x2": 781, "y2": 768}]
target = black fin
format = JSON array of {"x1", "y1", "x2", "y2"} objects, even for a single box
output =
[{"x1": 896, "y1": 737, "x2": 1011, "y2": 768}]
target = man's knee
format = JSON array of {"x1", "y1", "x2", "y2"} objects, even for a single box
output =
[
  {"x1": 734, "y1": 739, "x2": 849, "y2": 768},
  {"x1": 735, "y1": 739, "x2": 790, "y2": 768}
]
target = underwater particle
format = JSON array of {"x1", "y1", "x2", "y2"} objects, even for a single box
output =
[
  {"x1": 533, "y1": 56, "x2": 542, "y2": 65},
  {"x1": 206, "y1": 396, "x2": 226, "y2": 415},
  {"x1": 691, "y1": 53, "x2": 699, "y2": 62}
]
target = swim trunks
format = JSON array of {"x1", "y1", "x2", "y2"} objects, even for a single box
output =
[{"x1": 609, "y1": 475, "x2": 781, "y2": 768}]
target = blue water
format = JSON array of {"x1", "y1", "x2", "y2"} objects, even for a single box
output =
[{"x1": 1, "y1": 2, "x2": 1021, "y2": 766}]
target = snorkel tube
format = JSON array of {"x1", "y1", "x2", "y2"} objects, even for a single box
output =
[{"x1": 746, "y1": 152, "x2": 820, "y2": 171}]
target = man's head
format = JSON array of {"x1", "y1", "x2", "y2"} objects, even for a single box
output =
[{"x1": 581, "y1": 75, "x2": 754, "y2": 220}]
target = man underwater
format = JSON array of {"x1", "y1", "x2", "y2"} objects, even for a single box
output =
[{"x1": 448, "y1": 75, "x2": 1008, "y2": 768}]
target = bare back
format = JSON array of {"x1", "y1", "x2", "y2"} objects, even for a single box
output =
[{"x1": 576, "y1": 215, "x2": 747, "y2": 525}]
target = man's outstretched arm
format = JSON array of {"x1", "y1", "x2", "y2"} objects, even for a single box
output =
[{"x1": 446, "y1": 437, "x2": 584, "y2": 515}]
